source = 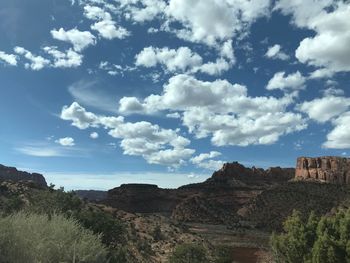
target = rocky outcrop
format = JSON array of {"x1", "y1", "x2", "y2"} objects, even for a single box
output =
[
  {"x1": 208, "y1": 162, "x2": 295, "y2": 185},
  {"x1": 0, "y1": 164, "x2": 47, "y2": 187},
  {"x1": 102, "y1": 184, "x2": 182, "y2": 213},
  {"x1": 295, "y1": 157, "x2": 350, "y2": 184},
  {"x1": 102, "y1": 162, "x2": 295, "y2": 224}
]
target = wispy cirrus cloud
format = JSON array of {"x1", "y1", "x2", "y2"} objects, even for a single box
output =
[
  {"x1": 15, "y1": 141, "x2": 89, "y2": 158},
  {"x1": 68, "y1": 79, "x2": 118, "y2": 113}
]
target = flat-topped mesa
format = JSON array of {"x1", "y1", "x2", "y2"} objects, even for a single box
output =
[
  {"x1": 295, "y1": 156, "x2": 350, "y2": 184},
  {"x1": 0, "y1": 164, "x2": 47, "y2": 187},
  {"x1": 102, "y1": 183, "x2": 180, "y2": 213}
]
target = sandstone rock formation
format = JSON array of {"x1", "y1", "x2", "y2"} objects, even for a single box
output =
[
  {"x1": 208, "y1": 162, "x2": 295, "y2": 184},
  {"x1": 295, "y1": 156, "x2": 350, "y2": 184},
  {"x1": 101, "y1": 162, "x2": 295, "y2": 224},
  {"x1": 0, "y1": 164, "x2": 47, "y2": 187}
]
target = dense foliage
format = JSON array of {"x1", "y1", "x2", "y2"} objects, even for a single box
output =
[
  {"x1": 0, "y1": 212, "x2": 107, "y2": 263},
  {"x1": 168, "y1": 243, "x2": 209, "y2": 263},
  {"x1": 271, "y1": 208, "x2": 350, "y2": 263}
]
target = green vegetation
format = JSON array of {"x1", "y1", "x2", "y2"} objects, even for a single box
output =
[
  {"x1": 0, "y1": 183, "x2": 129, "y2": 262},
  {"x1": 271, "y1": 208, "x2": 350, "y2": 263},
  {"x1": 27, "y1": 186, "x2": 126, "y2": 247},
  {"x1": 246, "y1": 182, "x2": 349, "y2": 230},
  {"x1": 0, "y1": 212, "x2": 107, "y2": 263},
  {"x1": 168, "y1": 243, "x2": 209, "y2": 263},
  {"x1": 213, "y1": 246, "x2": 232, "y2": 263}
]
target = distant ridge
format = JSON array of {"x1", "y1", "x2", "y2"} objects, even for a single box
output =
[{"x1": 0, "y1": 164, "x2": 47, "y2": 187}]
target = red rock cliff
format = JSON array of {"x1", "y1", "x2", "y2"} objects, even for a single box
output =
[{"x1": 295, "y1": 156, "x2": 350, "y2": 184}]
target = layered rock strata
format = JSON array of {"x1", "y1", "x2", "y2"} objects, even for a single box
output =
[{"x1": 295, "y1": 156, "x2": 350, "y2": 184}]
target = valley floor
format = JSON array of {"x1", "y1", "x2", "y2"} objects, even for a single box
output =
[{"x1": 186, "y1": 223, "x2": 273, "y2": 263}]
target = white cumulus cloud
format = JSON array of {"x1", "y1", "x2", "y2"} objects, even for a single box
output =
[
  {"x1": 51, "y1": 28, "x2": 96, "y2": 52},
  {"x1": 43, "y1": 46, "x2": 83, "y2": 68},
  {"x1": 190, "y1": 151, "x2": 224, "y2": 170},
  {"x1": 84, "y1": 5, "x2": 130, "y2": 40},
  {"x1": 60, "y1": 102, "x2": 194, "y2": 168},
  {"x1": 266, "y1": 71, "x2": 306, "y2": 91},
  {"x1": 323, "y1": 112, "x2": 350, "y2": 149},
  {"x1": 0, "y1": 51, "x2": 17, "y2": 66},
  {"x1": 276, "y1": 1, "x2": 350, "y2": 75},
  {"x1": 14, "y1": 46, "x2": 50, "y2": 70},
  {"x1": 298, "y1": 96, "x2": 350, "y2": 123},
  {"x1": 55, "y1": 137, "x2": 75, "y2": 147},
  {"x1": 135, "y1": 46, "x2": 202, "y2": 71},
  {"x1": 265, "y1": 44, "x2": 289, "y2": 60},
  {"x1": 119, "y1": 74, "x2": 306, "y2": 146},
  {"x1": 90, "y1": 132, "x2": 99, "y2": 139}
]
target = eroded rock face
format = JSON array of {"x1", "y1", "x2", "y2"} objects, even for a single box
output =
[
  {"x1": 295, "y1": 157, "x2": 350, "y2": 184},
  {"x1": 209, "y1": 162, "x2": 295, "y2": 184},
  {"x1": 0, "y1": 164, "x2": 47, "y2": 187}
]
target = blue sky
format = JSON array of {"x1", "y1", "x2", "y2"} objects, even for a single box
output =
[{"x1": 1, "y1": 0, "x2": 349, "y2": 190}]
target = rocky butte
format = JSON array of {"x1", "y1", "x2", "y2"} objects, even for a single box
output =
[
  {"x1": 0, "y1": 164, "x2": 47, "y2": 187},
  {"x1": 295, "y1": 156, "x2": 350, "y2": 184}
]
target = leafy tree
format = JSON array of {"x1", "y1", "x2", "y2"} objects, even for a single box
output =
[
  {"x1": 168, "y1": 243, "x2": 209, "y2": 263},
  {"x1": 271, "y1": 208, "x2": 350, "y2": 263}
]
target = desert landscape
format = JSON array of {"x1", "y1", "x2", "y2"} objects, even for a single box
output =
[
  {"x1": 2, "y1": 156, "x2": 350, "y2": 262},
  {"x1": 1, "y1": 0, "x2": 349, "y2": 262}
]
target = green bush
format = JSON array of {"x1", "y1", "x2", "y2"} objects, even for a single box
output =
[
  {"x1": 28, "y1": 187, "x2": 83, "y2": 215},
  {"x1": 3, "y1": 195, "x2": 24, "y2": 214},
  {"x1": 214, "y1": 246, "x2": 232, "y2": 263},
  {"x1": 76, "y1": 208, "x2": 125, "y2": 246},
  {"x1": 271, "y1": 208, "x2": 350, "y2": 263},
  {"x1": 168, "y1": 243, "x2": 209, "y2": 263},
  {"x1": 0, "y1": 212, "x2": 108, "y2": 263}
]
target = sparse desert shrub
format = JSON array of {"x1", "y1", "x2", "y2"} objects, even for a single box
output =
[
  {"x1": 0, "y1": 212, "x2": 108, "y2": 263},
  {"x1": 271, "y1": 208, "x2": 350, "y2": 263},
  {"x1": 2, "y1": 195, "x2": 24, "y2": 214},
  {"x1": 152, "y1": 224, "x2": 164, "y2": 241},
  {"x1": 107, "y1": 247, "x2": 130, "y2": 263},
  {"x1": 137, "y1": 238, "x2": 154, "y2": 256},
  {"x1": 168, "y1": 243, "x2": 209, "y2": 263}
]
